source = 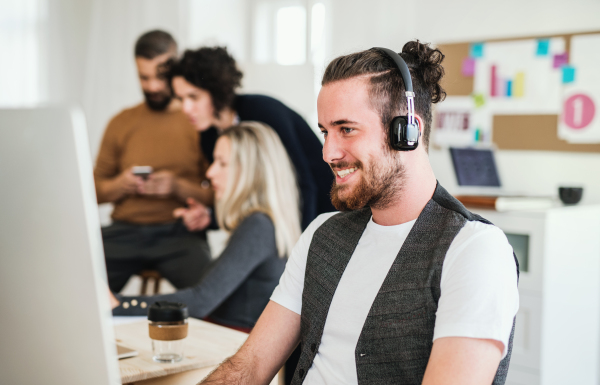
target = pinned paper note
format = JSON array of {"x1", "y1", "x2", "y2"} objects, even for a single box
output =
[
  {"x1": 562, "y1": 66, "x2": 576, "y2": 83},
  {"x1": 433, "y1": 97, "x2": 477, "y2": 147},
  {"x1": 470, "y1": 43, "x2": 484, "y2": 58},
  {"x1": 436, "y1": 111, "x2": 471, "y2": 131},
  {"x1": 553, "y1": 52, "x2": 568, "y2": 68},
  {"x1": 471, "y1": 38, "x2": 565, "y2": 111},
  {"x1": 461, "y1": 57, "x2": 476, "y2": 77},
  {"x1": 536, "y1": 39, "x2": 550, "y2": 56}
]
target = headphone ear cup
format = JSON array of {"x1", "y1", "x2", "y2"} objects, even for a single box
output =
[
  {"x1": 389, "y1": 116, "x2": 419, "y2": 151},
  {"x1": 389, "y1": 116, "x2": 407, "y2": 150},
  {"x1": 389, "y1": 116, "x2": 421, "y2": 151}
]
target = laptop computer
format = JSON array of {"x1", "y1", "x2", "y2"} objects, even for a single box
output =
[
  {"x1": 450, "y1": 147, "x2": 503, "y2": 195},
  {"x1": 450, "y1": 147, "x2": 554, "y2": 210}
]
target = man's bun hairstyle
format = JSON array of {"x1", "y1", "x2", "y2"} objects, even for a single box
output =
[
  {"x1": 170, "y1": 47, "x2": 243, "y2": 117},
  {"x1": 400, "y1": 41, "x2": 446, "y2": 104},
  {"x1": 322, "y1": 40, "x2": 446, "y2": 151}
]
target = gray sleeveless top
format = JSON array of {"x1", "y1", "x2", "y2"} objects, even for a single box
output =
[{"x1": 292, "y1": 183, "x2": 518, "y2": 385}]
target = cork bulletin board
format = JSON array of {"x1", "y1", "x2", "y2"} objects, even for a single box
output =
[{"x1": 435, "y1": 30, "x2": 600, "y2": 152}]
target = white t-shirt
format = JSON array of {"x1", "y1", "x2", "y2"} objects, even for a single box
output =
[{"x1": 271, "y1": 212, "x2": 519, "y2": 385}]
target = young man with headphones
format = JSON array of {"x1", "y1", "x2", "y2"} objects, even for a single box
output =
[{"x1": 199, "y1": 41, "x2": 519, "y2": 385}]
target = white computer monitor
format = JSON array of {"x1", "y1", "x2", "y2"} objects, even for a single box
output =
[{"x1": 0, "y1": 107, "x2": 120, "y2": 384}]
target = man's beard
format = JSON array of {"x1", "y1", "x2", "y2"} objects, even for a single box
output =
[
  {"x1": 330, "y1": 152, "x2": 405, "y2": 211},
  {"x1": 144, "y1": 91, "x2": 172, "y2": 111}
]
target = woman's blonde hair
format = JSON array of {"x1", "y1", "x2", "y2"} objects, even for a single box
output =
[{"x1": 215, "y1": 121, "x2": 301, "y2": 258}]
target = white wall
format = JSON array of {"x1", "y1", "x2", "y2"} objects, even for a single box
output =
[
  {"x1": 328, "y1": 0, "x2": 416, "y2": 57},
  {"x1": 415, "y1": 0, "x2": 600, "y2": 44},
  {"x1": 187, "y1": 0, "x2": 249, "y2": 61},
  {"x1": 45, "y1": 0, "x2": 93, "y2": 106},
  {"x1": 241, "y1": 62, "x2": 316, "y2": 124},
  {"x1": 413, "y1": 0, "x2": 600, "y2": 203}
]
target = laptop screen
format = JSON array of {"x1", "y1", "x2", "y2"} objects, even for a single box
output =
[{"x1": 450, "y1": 148, "x2": 501, "y2": 187}]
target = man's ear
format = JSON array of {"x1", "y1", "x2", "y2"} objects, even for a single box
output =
[{"x1": 415, "y1": 114, "x2": 425, "y2": 136}]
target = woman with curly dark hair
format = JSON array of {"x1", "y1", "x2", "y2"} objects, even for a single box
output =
[{"x1": 169, "y1": 47, "x2": 334, "y2": 231}]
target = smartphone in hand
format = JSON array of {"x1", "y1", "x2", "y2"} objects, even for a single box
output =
[{"x1": 132, "y1": 166, "x2": 153, "y2": 180}]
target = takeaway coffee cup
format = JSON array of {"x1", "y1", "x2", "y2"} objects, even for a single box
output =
[{"x1": 148, "y1": 301, "x2": 188, "y2": 363}]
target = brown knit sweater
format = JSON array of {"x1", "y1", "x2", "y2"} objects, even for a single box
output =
[{"x1": 94, "y1": 103, "x2": 209, "y2": 224}]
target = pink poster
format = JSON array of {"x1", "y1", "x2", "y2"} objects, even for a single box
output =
[{"x1": 563, "y1": 94, "x2": 596, "y2": 130}]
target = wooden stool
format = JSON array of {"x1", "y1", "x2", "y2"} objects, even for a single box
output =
[{"x1": 139, "y1": 270, "x2": 162, "y2": 295}]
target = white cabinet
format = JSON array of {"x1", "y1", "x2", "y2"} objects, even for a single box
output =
[{"x1": 469, "y1": 205, "x2": 600, "y2": 385}]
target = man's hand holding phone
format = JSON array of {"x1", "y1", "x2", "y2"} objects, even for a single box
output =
[
  {"x1": 137, "y1": 170, "x2": 176, "y2": 197},
  {"x1": 132, "y1": 166, "x2": 153, "y2": 180},
  {"x1": 114, "y1": 167, "x2": 144, "y2": 196}
]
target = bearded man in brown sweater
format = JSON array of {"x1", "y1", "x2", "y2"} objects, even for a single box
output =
[{"x1": 94, "y1": 30, "x2": 213, "y2": 293}]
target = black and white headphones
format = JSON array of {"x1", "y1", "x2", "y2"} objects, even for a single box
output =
[{"x1": 374, "y1": 47, "x2": 420, "y2": 151}]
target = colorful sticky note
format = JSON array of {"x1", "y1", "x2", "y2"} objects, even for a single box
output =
[
  {"x1": 461, "y1": 57, "x2": 476, "y2": 77},
  {"x1": 490, "y1": 65, "x2": 497, "y2": 97},
  {"x1": 562, "y1": 66, "x2": 576, "y2": 84},
  {"x1": 506, "y1": 80, "x2": 513, "y2": 97},
  {"x1": 553, "y1": 52, "x2": 568, "y2": 68},
  {"x1": 472, "y1": 93, "x2": 485, "y2": 108},
  {"x1": 514, "y1": 72, "x2": 525, "y2": 97},
  {"x1": 536, "y1": 39, "x2": 550, "y2": 56},
  {"x1": 470, "y1": 43, "x2": 484, "y2": 58}
]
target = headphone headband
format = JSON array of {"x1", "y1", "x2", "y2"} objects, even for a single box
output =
[
  {"x1": 371, "y1": 47, "x2": 419, "y2": 150},
  {"x1": 375, "y1": 47, "x2": 413, "y2": 93}
]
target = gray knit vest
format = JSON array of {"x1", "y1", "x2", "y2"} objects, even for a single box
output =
[{"x1": 291, "y1": 183, "x2": 518, "y2": 385}]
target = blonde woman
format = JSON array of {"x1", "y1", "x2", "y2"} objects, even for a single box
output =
[{"x1": 112, "y1": 122, "x2": 301, "y2": 332}]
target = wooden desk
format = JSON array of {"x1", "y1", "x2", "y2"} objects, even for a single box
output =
[{"x1": 115, "y1": 318, "x2": 280, "y2": 385}]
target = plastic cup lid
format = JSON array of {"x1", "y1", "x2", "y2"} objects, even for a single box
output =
[{"x1": 148, "y1": 301, "x2": 188, "y2": 322}]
